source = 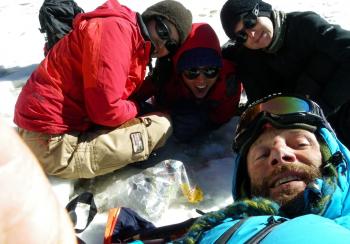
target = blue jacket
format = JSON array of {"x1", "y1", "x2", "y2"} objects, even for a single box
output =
[{"x1": 195, "y1": 127, "x2": 350, "y2": 243}]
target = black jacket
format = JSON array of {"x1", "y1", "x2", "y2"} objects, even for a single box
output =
[{"x1": 223, "y1": 11, "x2": 350, "y2": 115}]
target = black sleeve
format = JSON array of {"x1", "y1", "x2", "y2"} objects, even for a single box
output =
[
  {"x1": 222, "y1": 41, "x2": 278, "y2": 102},
  {"x1": 294, "y1": 12, "x2": 350, "y2": 111}
]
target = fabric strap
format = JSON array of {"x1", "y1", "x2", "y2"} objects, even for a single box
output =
[
  {"x1": 66, "y1": 192, "x2": 97, "y2": 233},
  {"x1": 215, "y1": 218, "x2": 250, "y2": 244}
]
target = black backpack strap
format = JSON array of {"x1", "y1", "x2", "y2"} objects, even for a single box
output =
[
  {"x1": 215, "y1": 217, "x2": 250, "y2": 244},
  {"x1": 245, "y1": 216, "x2": 287, "y2": 244},
  {"x1": 66, "y1": 192, "x2": 97, "y2": 233}
]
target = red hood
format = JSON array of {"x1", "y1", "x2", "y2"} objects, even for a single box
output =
[
  {"x1": 172, "y1": 23, "x2": 222, "y2": 70},
  {"x1": 73, "y1": 0, "x2": 137, "y2": 27}
]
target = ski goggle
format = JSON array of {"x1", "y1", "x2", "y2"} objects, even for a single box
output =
[
  {"x1": 155, "y1": 16, "x2": 179, "y2": 54},
  {"x1": 233, "y1": 95, "x2": 333, "y2": 153},
  {"x1": 234, "y1": 3, "x2": 259, "y2": 44},
  {"x1": 182, "y1": 67, "x2": 220, "y2": 80}
]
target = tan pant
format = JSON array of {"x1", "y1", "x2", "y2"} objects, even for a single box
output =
[{"x1": 18, "y1": 113, "x2": 172, "y2": 179}]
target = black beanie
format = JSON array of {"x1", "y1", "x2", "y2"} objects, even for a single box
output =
[
  {"x1": 142, "y1": 0, "x2": 192, "y2": 44},
  {"x1": 220, "y1": 0, "x2": 272, "y2": 40}
]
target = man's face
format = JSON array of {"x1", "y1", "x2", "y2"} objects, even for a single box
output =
[
  {"x1": 234, "y1": 16, "x2": 274, "y2": 49},
  {"x1": 246, "y1": 127, "x2": 322, "y2": 206},
  {"x1": 147, "y1": 17, "x2": 180, "y2": 58}
]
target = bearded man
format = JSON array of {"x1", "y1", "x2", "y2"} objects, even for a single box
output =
[{"x1": 176, "y1": 94, "x2": 350, "y2": 243}]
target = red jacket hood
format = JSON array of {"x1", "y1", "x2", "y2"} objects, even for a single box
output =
[
  {"x1": 172, "y1": 23, "x2": 222, "y2": 70},
  {"x1": 73, "y1": 0, "x2": 137, "y2": 26}
]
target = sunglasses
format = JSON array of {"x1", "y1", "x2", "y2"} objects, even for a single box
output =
[
  {"x1": 182, "y1": 67, "x2": 220, "y2": 80},
  {"x1": 233, "y1": 95, "x2": 333, "y2": 153},
  {"x1": 234, "y1": 3, "x2": 259, "y2": 44},
  {"x1": 155, "y1": 16, "x2": 179, "y2": 54}
]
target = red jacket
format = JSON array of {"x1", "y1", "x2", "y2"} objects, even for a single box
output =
[
  {"x1": 157, "y1": 23, "x2": 242, "y2": 125},
  {"x1": 14, "y1": 0, "x2": 152, "y2": 134}
]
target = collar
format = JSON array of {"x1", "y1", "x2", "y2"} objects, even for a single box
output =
[
  {"x1": 264, "y1": 10, "x2": 287, "y2": 54},
  {"x1": 136, "y1": 13, "x2": 154, "y2": 67}
]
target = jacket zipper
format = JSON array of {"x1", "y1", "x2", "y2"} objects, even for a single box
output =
[{"x1": 245, "y1": 216, "x2": 287, "y2": 244}]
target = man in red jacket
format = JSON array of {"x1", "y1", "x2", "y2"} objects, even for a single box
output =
[{"x1": 14, "y1": 0, "x2": 192, "y2": 179}]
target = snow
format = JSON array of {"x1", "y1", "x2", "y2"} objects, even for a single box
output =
[{"x1": 0, "y1": 0, "x2": 349, "y2": 243}]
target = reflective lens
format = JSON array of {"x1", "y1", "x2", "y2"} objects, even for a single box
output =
[
  {"x1": 238, "y1": 97, "x2": 311, "y2": 133},
  {"x1": 165, "y1": 40, "x2": 179, "y2": 54},
  {"x1": 183, "y1": 67, "x2": 220, "y2": 80},
  {"x1": 234, "y1": 3, "x2": 259, "y2": 44},
  {"x1": 155, "y1": 16, "x2": 179, "y2": 54},
  {"x1": 155, "y1": 17, "x2": 171, "y2": 40},
  {"x1": 234, "y1": 14, "x2": 258, "y2": 44}
]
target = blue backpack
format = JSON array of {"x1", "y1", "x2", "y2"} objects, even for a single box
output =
[
  {"x1": 200, "y1": 214, "x2": 350, "y2": 243},
  {"x1": 176, "y1": 128, "x2": 350, "y2": 243}
]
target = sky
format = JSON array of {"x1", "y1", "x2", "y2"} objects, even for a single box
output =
[{"x1": 0, "y1": 0, "x2": 349, "y2": 243}]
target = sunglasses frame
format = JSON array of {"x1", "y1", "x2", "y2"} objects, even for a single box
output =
[
  {"x1": 182, "y1": 67, "x2": 220, "y2": 80},
  {"x1": 154, "y1": 16, "x2": 179, "y2": 54},
  {"x1": 234, "y1": 3, "x2": 260, "y2": 44}
]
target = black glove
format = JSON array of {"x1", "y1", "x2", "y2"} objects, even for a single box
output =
[
  {"x1": 221, "y1": 40, "x2": 239, "y2": 61},
  {"x1": 149, "y1": 56, "x2": 173, "y2": 86}
]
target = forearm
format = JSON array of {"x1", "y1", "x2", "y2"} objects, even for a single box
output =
[{"x1": 0, "y1": 122, "x2": 76, "y2": 244}]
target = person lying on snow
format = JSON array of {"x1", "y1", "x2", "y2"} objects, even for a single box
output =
[
  {"x1": 14, "y1": 0, "x2": 192, "y2": 179},
  {"x1": 220, "y1": 0, "x2": 350, "y2": 149},
  {"x1": 174, "y1": 94, "x2": 350, "y2": 243},
  {"x1": 133, "y1": 22, "x2": 243, "y2": 142}
]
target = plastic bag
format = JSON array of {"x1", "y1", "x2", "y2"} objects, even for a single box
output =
[{"x1": 100, "y1": 160, "x2": 203, "y2": 221}]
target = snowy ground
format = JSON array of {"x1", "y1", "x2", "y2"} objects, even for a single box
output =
[{"x1": 1, "y1": 0, "x2": 349, "y2": 243}]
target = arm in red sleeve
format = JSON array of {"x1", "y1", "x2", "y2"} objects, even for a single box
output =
[{"x1": 81, "y1": 17, "x2": 140, "y2": 127}]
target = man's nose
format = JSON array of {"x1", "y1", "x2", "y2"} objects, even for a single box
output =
[{"x1": 269, "y1": 139, "x2": 297, "y2": 166}]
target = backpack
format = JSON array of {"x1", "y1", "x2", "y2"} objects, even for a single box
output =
[
  {"x1": 200, "y1": 214, "x2": 350, "y2": 244},
  {"x1": 39, "y1": 0, "x2": 84, "y2": 55}
]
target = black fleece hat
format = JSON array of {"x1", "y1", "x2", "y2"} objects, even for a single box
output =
[
  {"x1": 142, "y1": 0, "x2": 192, "y2": 44},
  {"x1": 220, "y1": 0, "x2": 272, "y2": 40}
]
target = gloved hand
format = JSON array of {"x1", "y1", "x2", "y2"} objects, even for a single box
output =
[
  {"x1": 134, "y1": 56, "x2": 173, "y2": 103},
  {"x1": 221, "y1": 40, "x2": 239, "y2": 60},
  {"x1": 150, "y1": 56, "x2": 173, "y2": 86}
]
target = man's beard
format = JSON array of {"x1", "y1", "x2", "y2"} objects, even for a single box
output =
[{"x1": 250, "y1": 163, "x2": 322, "y2": 211}]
